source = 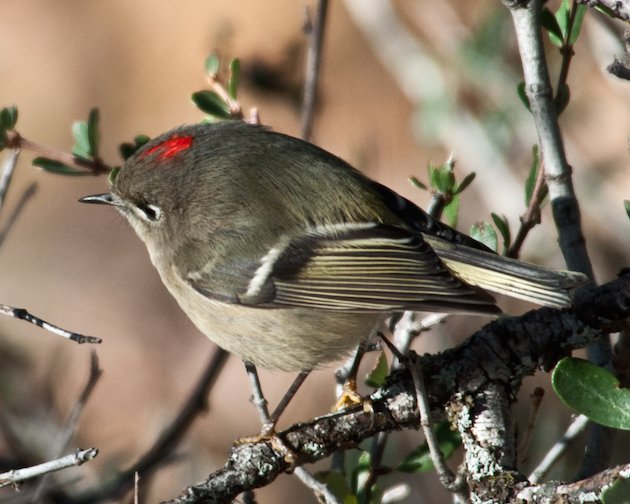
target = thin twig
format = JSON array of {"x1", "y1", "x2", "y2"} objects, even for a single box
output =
[
  {"x1": 31, "y1": 352, "x2": 102, "y2": 502},
  {"x1": 134, "y1": 472, "x2": 140, "y2": 504},
  {"x1": 7, "y1": 132, "x2": 110, "y2": 175},
  {"x1": 301, "y1": 0, "x2": 329, "y2": 141},
  {"x1": 363, "y1": 432, "x2": 388, "y2": 503},
  {"x1": 0, "y1": 182, "x2": 37, "y2": 249},
  {"x1": 294, "y1": 467, "x2": 342, "y2": 504},
  {"x1": 528, "y1": 414, "x2": 590, "y2": 483},
  {"x1": 0, "y1": 448, "x2": 98, "y2": 489},
  {"x1": 0, "y1": 304, "x2": 102, "y2": 344},
  {"x1": 0, "y1": 148, "x2": 20, "y2": 212},
  {"x1": 244, "y1": 362, "x2": 272, "y2": 423},
  {"x1": 576, "y1": 0, "x2": 630, "y2": 22},
  {"x1": 507, "y1": 159, "x2": 547, "y2": 259},
  {"x1": 506, "y1": 0, "x2": 610, "y2": 478},
  {"x1": 410, "y1": 365, "x2": 467, "y2": 498},
  {"x1": 69, "y1": 348, "x2": 228, "y2": 504},
  {"x1": 518, "y1": 387, "x2": 545, "y2": 463}
]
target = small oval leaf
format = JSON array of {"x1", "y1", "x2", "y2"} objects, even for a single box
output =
[
  {"x1": 409, "y1": 176, "x2": 427, "y2": 191},
  {"x1": 72, "y1": 121, "x2": 91, "y2": 159},
  {"x1": 87, "y1": 108, "x2": 100, "y2": 158},
  {"x1": 191, "y1": 90, "x2": 231, "y2": 119},
  {"x1": 470, "y1": 221, "x2": 498, "y2": 252},
  {"x1": 397, "y1": 422, "x2": 461, "y2": 473},
  {"x1": 228, "y1": 57, "x2": 241, "y2": 100},
  {"x1": 0, "y1": 106, "x2": 18, "y2": 130},
  {"x1": 491, "y1": 213, "x2": 511, "y2": 252},
  {"x1": 205, "y1": 53, "x2": 220, "y2": 77},
  {"x1": 552, "y1": 357, "x2": 630, "y2": 430},
  {"x1": 365, "y1": 351, "x2": 388, "y2": 388}
]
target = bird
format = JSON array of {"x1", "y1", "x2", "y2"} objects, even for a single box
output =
[{"x1": 80, "y1": 120, "x2": 585, "y2": 372}]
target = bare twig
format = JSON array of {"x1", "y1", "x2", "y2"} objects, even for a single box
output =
[
  {"x1": 528, "y1": 414, "x2": 590, "y2": 483},
  {"x1": 244, "y1": 365, "x2": 340, "y2": 504},
  {"x1": 164, "y1": 271, "x2": 630, "y2": 502},
  {"x1": 518, "y1": 387, "x2": 545, "y2": 463},
  {"x1": 68, "y1": 348, "x2": 228, "y2": 504},
  {"x1": 410, "y1": 365, "x2": 467, "y2": 498},
  {"x1": 607, "y1": 29, "x2": 630, "y2": 80},
  {"x1": 0, "y1": 304, "x2": 101, "y2": 344},
  {"x1": 31, "y1": 352, "x2": 102, "y2": 502},
  {"x1": 506, "y1": 0, "x2": 612, "y2": 478},
  {"x1": 134, "y1": 472, "x2": 140, "y2": 504},
  {"x1": 301, "y1": 0, "x2": 329, "y2": 141},
  {"x1": 294, "y1": 467, "x2": 342, "y2": 504},
  {"x1": 60, "y1": 352, "x2": 103, "y2": 451},
  {"x1": 6, "y1": 132, "x2": 110, "y2": 175},
  {"x1": 0, "y1": 448, "x2": 98, "y2": 489},
  {"x1": 0, "y1": 182, "x2": 37, "y2": 249},
  {"x1": 507, "y1": 160, "x2": 547, "y2": 259},
  {"x1": 576, "y1": 0, "x2": 630, "y2": 22},
  {"x1": 244, "y1": 362, "x2": 272, "y2": 424},
  {"x1": 0, "y1": 148, "x2": 20, "y2": 212}
]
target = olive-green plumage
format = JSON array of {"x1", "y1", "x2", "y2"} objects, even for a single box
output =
[{"x1": 81, "y1": 121, "x2": 585, "y2": 370}]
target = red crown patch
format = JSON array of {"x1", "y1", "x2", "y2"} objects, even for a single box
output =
[{"x1": 140, "y1": 134, "x2": 193, "y2": 162}]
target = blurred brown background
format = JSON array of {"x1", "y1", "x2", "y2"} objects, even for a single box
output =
[{"x1": 0, "y1": 1, "x2": 629, "y2": 502}]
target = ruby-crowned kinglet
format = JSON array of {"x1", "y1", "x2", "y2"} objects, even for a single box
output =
[{"x1": 80, "y1": 121, "x2": 585, "y2": 371}]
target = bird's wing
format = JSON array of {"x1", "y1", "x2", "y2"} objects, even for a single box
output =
[
  {"x1": 424, "y1": 236, "x2": 587, "y2": 308},
  {"x1": 178, "y1": 223, "x2": 499, "y2": 314}
]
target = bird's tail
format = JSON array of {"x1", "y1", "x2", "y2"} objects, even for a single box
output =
[{"x1": 425, "y1": 236, "x2": 587, "y2": 308}]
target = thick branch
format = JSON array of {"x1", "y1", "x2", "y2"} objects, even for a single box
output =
[
  {"x1": 165, "y1": 271, "x2": 630, "y2": 503},
  {"x1": 576, "y1": 0, "x2": 630, "y2": 22}
]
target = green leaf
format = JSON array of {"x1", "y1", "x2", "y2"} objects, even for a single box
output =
[
  {"x1": 470, "y1": 221, "x2": 498, "y2": 252},
  {"x1": 0, "y1": 106, "x2": 18, "y2": 130},
  {"x1": 72, "y1": 121, "x2": 91, "y2": 159},
  {"x1": 32, "y1": 157, "x2": 90, "y2": 176},
  {"x1": 553, "y1": 0, "x2": 571, "y2": 45},
  {"x1": 525, "y1": 145, "x2": 540, "y2": 205},
  {"x1": 409, "y1": 176, "x2": 427, "y2": 191},
  {"x1": 624, "y1": 200, "x2": 630, "y2": 220},
  {"x1": 365, "y1": 351, "x2": 389, "y2": 388},
  {"x1": 353, "y1": 450, "x2": 383, "y2": 503},
  {"x1": 540, "y1": 7, "x2": 564, "y2": 45},
  {"x1": 228, "y1": 57, "x2": 240, "y2": 100},
  {"x1": 443, "y1": 193, "x2": 460, "y2": 228},
  {"x1": 491, "y1": 213, "x2": 511, "y2": 252},
  {"x1": 453, "y1": 172, "x2": 476, "y2": 196},
  {"x1": 552, "y1": 357, "x2": 630, "y2": 430},
  {"x1": 555, "y1": 83, "x2": 570, "y2": 114},
  {"x1": 315, "y1": 471, "x2": 358, "y2": 504},
  {"x1": 397, "y1": 422, "x2": 461, "y2": 473},
  {"x1": 429, "y1": 163, "x2": 455, "y2": 193},
  {"x1": 568, "y1": 4, "x2": 587, "y2": 45},
  {"x1": 602, "y1": 477, "x2": 630, "y2": 504},
  {"x1": 205, "y1": 53, "x2": 220, "y2": 77},
  {"x1": 87, "y1": 108, "x2": 100, "y2": 158},
  {"x1": 517, "y1": 81, "x2": 531, "y2": 112},
  {"x1": 119, "y1": 134, "x2": 150, "y2": 160},
  {"x1": 191, "y1": 90, "x2": 231, "y2": 119}
]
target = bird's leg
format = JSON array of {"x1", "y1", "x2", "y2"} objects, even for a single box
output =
[
  {"x1": 240, "y1": 362, "x2": 310, "y2": 465},
  {"x1": 333, "y1": 341, "x2": 373, "y2": 414},
  {"x1": 265, "y1": 370, "x2": 310, "y2": 435}
]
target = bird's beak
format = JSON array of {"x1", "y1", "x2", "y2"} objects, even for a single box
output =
[{"x1": 79, "y1": 193, "x2": 116, "y2": 206}]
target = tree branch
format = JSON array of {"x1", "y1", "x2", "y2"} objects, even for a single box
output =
[{"x1": 164, "y1": 271, "x2": 630, "y2": 503}]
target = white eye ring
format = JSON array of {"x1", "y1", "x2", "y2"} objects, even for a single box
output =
[{"x1": 136, "y1": 203, "x2": 162, "y2": 222}]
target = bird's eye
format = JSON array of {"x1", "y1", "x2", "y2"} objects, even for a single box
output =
[{"x1": 136, "y1": 203, "x2": 161, "y2": 222}]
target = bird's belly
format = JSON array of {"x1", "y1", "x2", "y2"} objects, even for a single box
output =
[{"x1": 159, "y1": 266, "x2": 382, "y2": 371}]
